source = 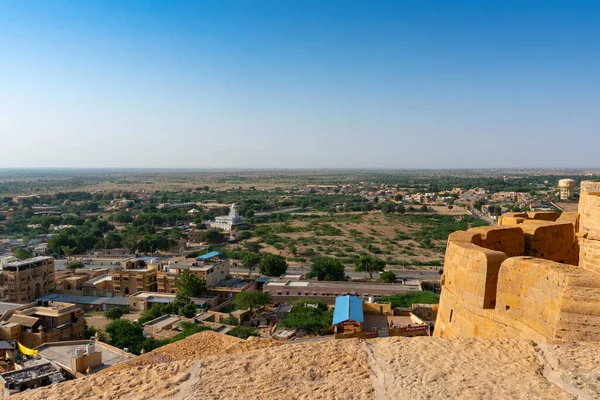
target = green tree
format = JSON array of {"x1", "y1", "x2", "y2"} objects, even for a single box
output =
[
  {"x1": 242, "y1": 253, "x2": 262, "y2": 276},
  {"x1": 232, "y1": 291, "x2": 271, "y2": 312},
  {"x1": 380, "y1": 270, "x2": 396, "y2": 283},
  {"x1": 160, "y1": 293, "x2": 198, "y2": 318},
  {"x1": 104, "y1": 307, "x2": 125, "y2": 320},
  {"x1": 306, "y1": 257, "x2": 346, "y2": 281},
  {"x1": 279, "y1": 305, "x2": 333, "y2": 335},
  {"x1": 259, "y1": 253, "x2": 288, "y2": 277},
  {"x1": 66, "y1": 261, "x2": 85, "y2": 274},
  {"x1": 354, "y1": 254, "x2": 385, "y2": 279},
  {"x1": 243, "y1": 241, "x2": 261, "y2": 253},
  {"x1": 61, "y1": 245, "x2": 75, "y2": 259},
  {"x1": 121, "y1": 227, "x2": 138, "y2": 254},
  {"x1": 227, "y1": 326, "x2": 259, "y2": 339},
  {"x1": 105, "y1": 319, "x2": 144, "y2": 354},
  {"x1": 200, "y1": 229, "x2": 226, "y2": 244},
  {"x1": 13, "y1": 248, "x2": 31, "y2": 260},
  {"x1": 176, "y1": 269, "x2": 207, "y2": 298}
]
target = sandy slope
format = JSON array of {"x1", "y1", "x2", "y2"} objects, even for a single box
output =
[{"x1": 11, "y1": 335, "x2": 600, "y2": 400}]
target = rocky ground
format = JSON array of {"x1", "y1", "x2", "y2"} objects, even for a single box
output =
[{"x1": 11, "y1": 333, "x2": 600, "y2": 400}]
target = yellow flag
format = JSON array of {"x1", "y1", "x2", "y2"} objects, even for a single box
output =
[{"x1": 18, "y1": 342, "x2": 38, "y2": 357}]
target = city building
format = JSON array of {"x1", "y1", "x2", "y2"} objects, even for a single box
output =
[
  {"x1": 36, "y1": 339, "x2": 131, "y2": 375},
  {"x1": 38, "y1": 293, "x2": 129, "y2": 312},
  {"x1": 209, "y1": 203, "x2": 245, "y2": 231},
  {"x1": 111, "y1": 257, "x2": 161, "y2": 296},
  {"x1": 558, "y1": 178, "x2": 576, "y2": 200},
  {"x1": 206, "y1": 278, "x2": 255, "y2": 302},
  {"x1": 0, "y1": 256, "x2": 55, "y2": 303},
  {"x1": 0, "y1": 361, "x2": 67, "y2": 397},
  {"x1": 263, "y1": 279, "x2": 421, "y2": 304},
  {"x1": 0, "y1": 301, "x2": 84, "y2": 348},
  {"x1": 332, "y1": 295, "x2": 429, "y2": 339},
  {"x1": 81, "y1": 275, "x2": 114, "y2": 297},
  {"x1": 187, "y1": 230, "x2": 205, "y2": 243},
  {"x1": 435, "y1": 181, "x2": 600, "y2": 343},
  {"x1": 156, "y1": 252, "x2": 231, "y2": 293},
  {"x1": 128, "y1": 292, "x2": 218, "y2": 311}
]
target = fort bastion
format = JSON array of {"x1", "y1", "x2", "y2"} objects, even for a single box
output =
[{"x1": 434, "y1": 180, "x2": 600, "y2": 343}]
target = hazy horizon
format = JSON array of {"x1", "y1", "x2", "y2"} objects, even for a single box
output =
[{"x1": 2, "y1": 1, "x2": 599, "y2": 169}]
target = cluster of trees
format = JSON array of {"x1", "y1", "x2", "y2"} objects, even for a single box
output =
[
  {"x1": 232, "y1": 291, "x2": 271, "y2": 312},
  {"x1": 105, "y1": 318, "x2": 212, "y2": 355},
  {"x1": 240, "y1": 252, "x2": 288, "y2": 277},
  {"x1": 381, "y1": 203, "x2": 432, "y2": 214},
  {"x1": 279, "y1": 300, "x2": 333, "y2": 335},
  {"x1": 306, "y1": 257, "x2": 346, "y2": 281},
  {"x1": 46, "y1": 218, "x2": 117, "y2": 255}
]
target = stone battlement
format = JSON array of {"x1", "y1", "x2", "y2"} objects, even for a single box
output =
[{"x1": 434, "y1": 181, "x2": 600, "y2": 343}]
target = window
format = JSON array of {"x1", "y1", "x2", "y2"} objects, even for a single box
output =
[
  {"x1": 123, "y1": 277, "x2": 129, "y2": 282},
  {"x1": 114, "y1": 286, "x2": 121, "y2": 291},
  {"x1": 313, "y1": 292, "x2": 318, "y2": 296},
  {"x1": 277, "y1": 291, "x2": 282, "y2": 296},
  {"x1": 305, "y1": 292, "x2": 309, "y2": 296},
  {"x1": 449, "y1": 309, "x2": 454, "y2": 323},
  {"x1": 285, "y1": 291, "x2": 290, "y2": 296},
  {"x1": 298, "y1": 292, "x2": 302, "y2": 296}
]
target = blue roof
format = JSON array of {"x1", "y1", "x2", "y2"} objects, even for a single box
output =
[
  {"x1": 332, "y1": 295, "x2": 364, "y2": 325},
  {"x1": 197, "y1": 251, "x2": 221, "y2": 260}
]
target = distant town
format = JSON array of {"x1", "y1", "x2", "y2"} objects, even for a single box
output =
[{"x1": 0, "y1": 169, "x2": 596, "y2": 396}]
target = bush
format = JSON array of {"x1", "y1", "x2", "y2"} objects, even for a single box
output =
[
  {"x1": 227, "y1": 326, "x2": 259, "y2": 339},
  {"x1": 380, "y1": 270, "x2": 395, "y2": 283},
  {"x1": 220, "y1": 316, "x2": 239, "y2": 326},
  {"x1": 104, "y1": 307, "x2": 126, "y2": 320},
  {"x1": 377, "y1": 292, "x2": 440, "y2": 308}
]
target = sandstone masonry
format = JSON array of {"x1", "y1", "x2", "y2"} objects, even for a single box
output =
[{"x1": 434, "y1": 180, "x2": 600, "y2": 343}]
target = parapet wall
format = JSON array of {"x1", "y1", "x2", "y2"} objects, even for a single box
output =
[{"x1": 435, "y1": 182, "x2": 600, "y2": 343}]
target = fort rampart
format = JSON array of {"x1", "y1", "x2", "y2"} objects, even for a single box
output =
[{"x1": 434, "y1": 181, "x2": 600, "y2": 342}]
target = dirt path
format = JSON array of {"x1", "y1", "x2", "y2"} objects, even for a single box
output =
[
  {"x1": 536, "y1": 344, "x2": 596, "y2": 400},
  {"x1": 362, "y1": 340, "x2": 390, "y2": 400}
]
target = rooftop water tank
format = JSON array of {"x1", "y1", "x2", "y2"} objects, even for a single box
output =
[{"x1": 74, "y1": 346, "x2": 84, "y2": 359}]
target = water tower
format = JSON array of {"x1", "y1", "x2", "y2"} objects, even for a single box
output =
[{"x1": 558, "y1": 179, "x2": 576, "y2": 200}]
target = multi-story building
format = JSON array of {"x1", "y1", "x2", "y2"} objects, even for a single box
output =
[
  {"x1": 157, "y1": 252, "x2": 231, "y2": 293},
  {"x1": 1, "y1": 256, "x2": 55, "y2": 303},
  {"x1": 0, "y1": 301, "x2": 84, "y2": 348},
  {"x1": 111, "y1": 257, "x2": 160, "y2": 296}
]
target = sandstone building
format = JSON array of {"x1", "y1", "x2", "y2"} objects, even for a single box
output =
[
  {"x1": 0, "y1": 257, "x2": 56, "y2": 303},
  {"x1": 434, "y1": 180, "x2": 600, "y2": 343},
  {"x1": 0, "y1": 301, "x2": 84, "y2": 348}
]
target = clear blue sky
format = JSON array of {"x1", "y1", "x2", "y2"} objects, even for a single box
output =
[{"x1": 1, "y1": 1, "x2": 599, "y2": 169}]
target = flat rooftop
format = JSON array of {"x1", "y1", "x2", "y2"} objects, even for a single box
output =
[
  {"x1": 265, "y1": 279, "x2": 421, "y2": 291},
  {"x1": 5, "y1": 256, "x2": 52, "y2": 267},
  {"x1": 39, "y1": 294, "x2": 129, "y2": 307},
  {"x1": 0, "y1": 301, "x2": 23, "y2": 315},
  {"x1": 144, "y1": 315, "x2": 181, "y2": 329},
  {"x1": 37, "y1": 341, "x2": 131, "y2": 373},
  {"x1": 213, "y1": 278, "x2": 252, "y2": 289}
]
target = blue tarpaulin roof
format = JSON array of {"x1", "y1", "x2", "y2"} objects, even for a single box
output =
[
  {"x1": 332, "y1": 295, "x2": 364, "y2": 325},
  {"x1": 197, "y1": 251, "x2": 221, "y2": 260}
]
